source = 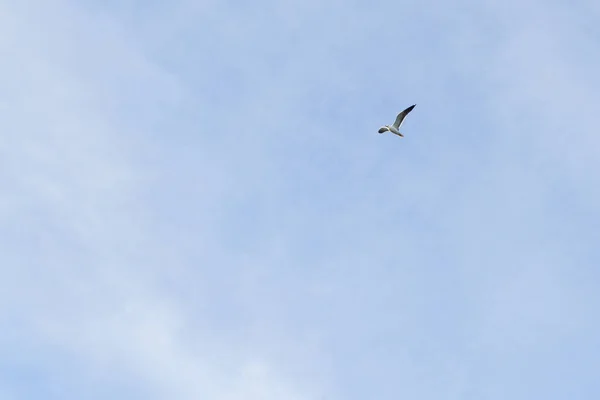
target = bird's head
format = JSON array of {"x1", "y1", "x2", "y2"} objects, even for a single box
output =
[{"x1": 378, "y1": 126, "x2": 387, "y2": 134}]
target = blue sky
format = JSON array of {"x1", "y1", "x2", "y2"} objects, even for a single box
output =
[{"x1": 1, "y1": 0, "x2": 599, "y2": 399}]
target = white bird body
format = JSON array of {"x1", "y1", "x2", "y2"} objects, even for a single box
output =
[{"x1": 378, "y1": 104, "x2": 416, "y2": 137}]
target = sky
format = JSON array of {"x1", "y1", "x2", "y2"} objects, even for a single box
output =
[{"x1": 1, "y1": 0, "x2": 599, "y2": 399}]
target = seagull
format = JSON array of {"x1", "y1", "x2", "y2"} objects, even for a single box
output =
[{"x1": 378, "y1": 104, "x2": 416, "y2": 137}]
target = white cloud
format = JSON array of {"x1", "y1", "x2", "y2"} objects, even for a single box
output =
[
  {"x1": 0, "y1": 2, "x2": 328, "y2": 399},
  {"x1": 1, "y1": 0, "x2": 599, "y2": 399}
]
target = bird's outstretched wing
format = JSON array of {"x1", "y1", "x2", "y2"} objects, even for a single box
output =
[{"x1": 392, "y1": 104, "x2": 416, "y2": 129}]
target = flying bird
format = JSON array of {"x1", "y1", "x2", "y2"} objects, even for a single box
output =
[{"x1": 378, "y1": 104, "x2": 416, "y2": 137}]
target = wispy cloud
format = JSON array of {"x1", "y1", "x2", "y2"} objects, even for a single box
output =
[{"x1": 1, "y1": 0, "x2": 599, "y2": 399}]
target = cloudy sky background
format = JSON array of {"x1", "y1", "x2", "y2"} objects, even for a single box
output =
[{"x1": 1, "y1": 0, "x2": 599, "y2": 398}]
